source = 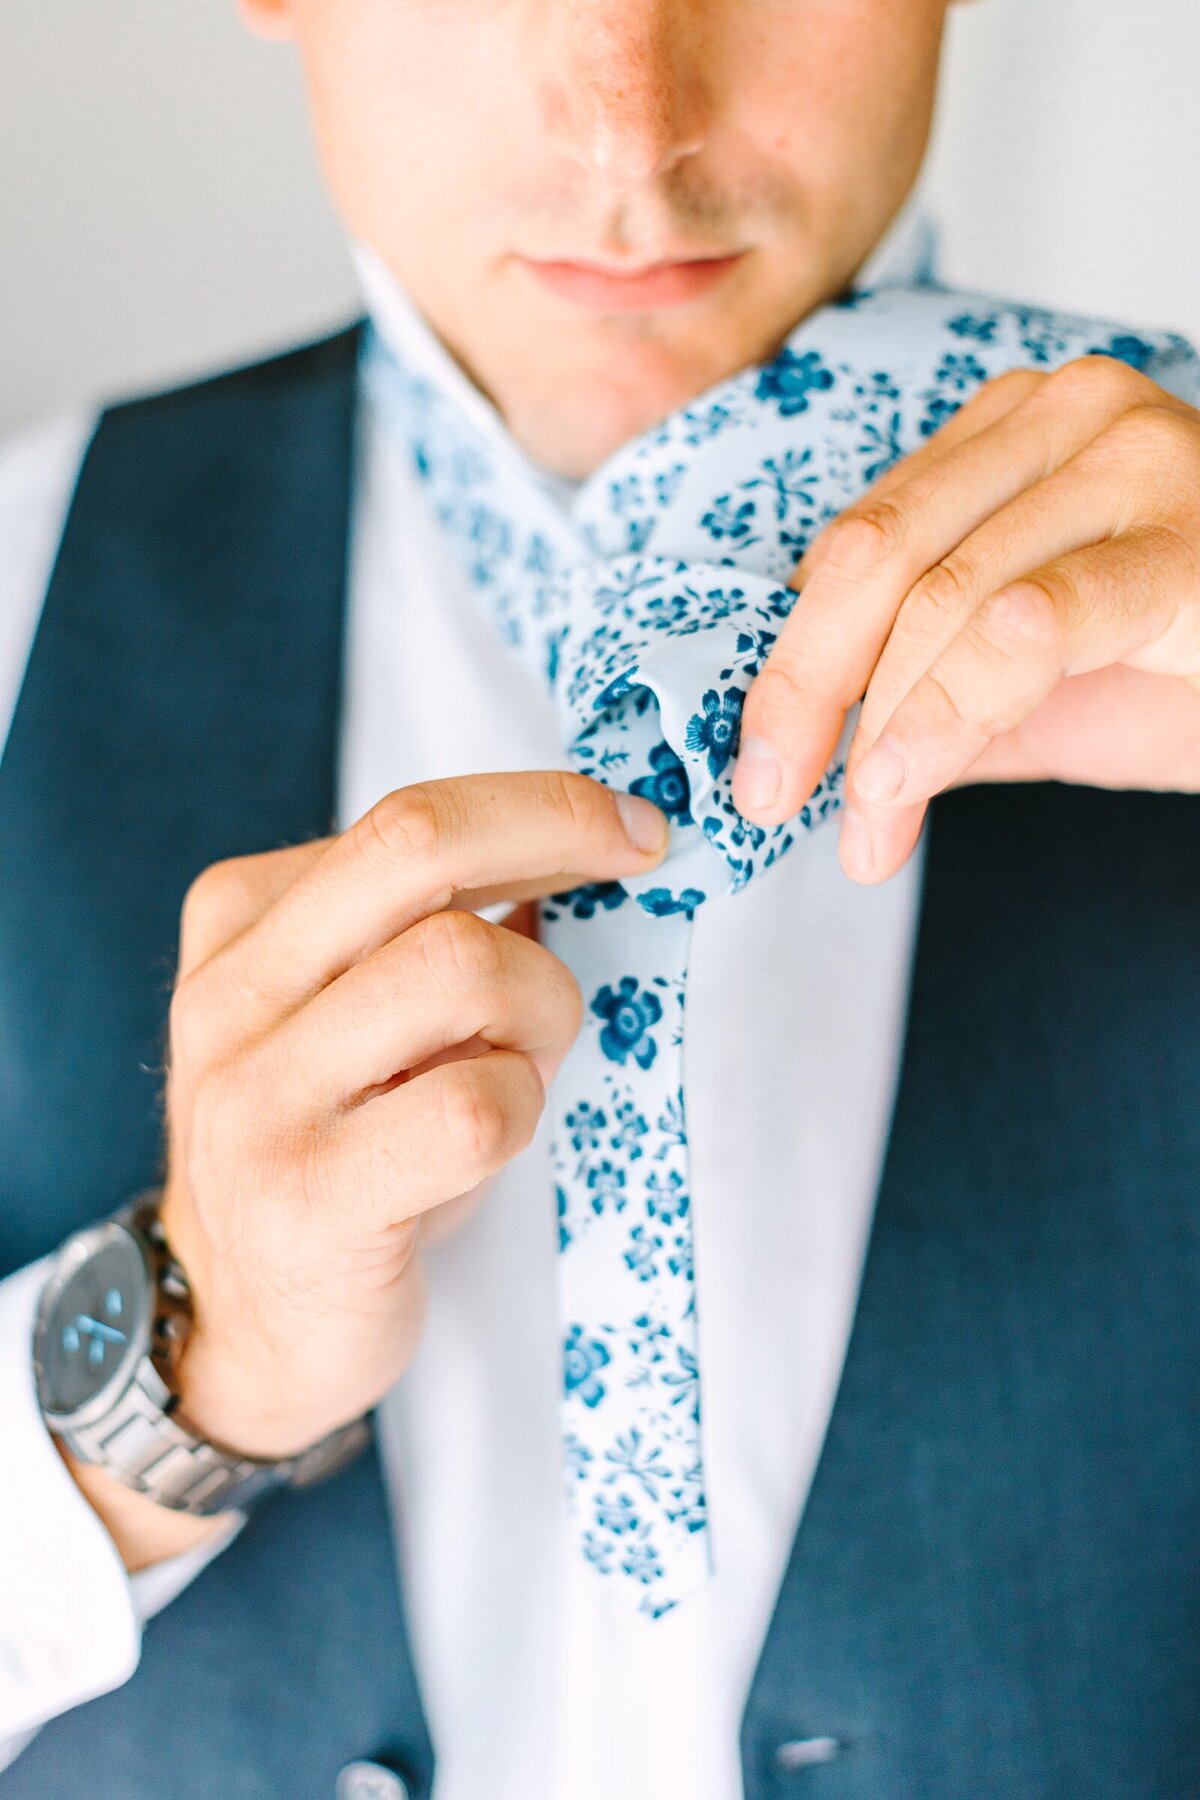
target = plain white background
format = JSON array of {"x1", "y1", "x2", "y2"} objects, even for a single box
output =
[{"x1": 1, "y1": 0, "x2": 1198, "y2": 436}]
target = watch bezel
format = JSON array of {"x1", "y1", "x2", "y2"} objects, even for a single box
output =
[{"x1": 34, "y1": 1219, "x2": 154, "y2": 1432}]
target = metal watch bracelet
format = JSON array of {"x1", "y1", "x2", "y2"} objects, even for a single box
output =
[{"x1": 50, "y1": 1196, "x2": 370, "y2": 1517}]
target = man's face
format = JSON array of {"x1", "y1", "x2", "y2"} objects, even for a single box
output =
[{"x1": 245, "y1": 0, "x2": 952, "y2": 476}]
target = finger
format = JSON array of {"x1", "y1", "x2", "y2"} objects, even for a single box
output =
[
  {"x1": 790, "y1": 366, "x2": 1044, "y2": 587},
  {"x1": 851, "y1": 525, "x2": 1186, "y2": 826},
  {"x1": 970, "y1": 664, "x2": 1200, "y2": 791},
  {"x1": 206, "y1": 771, "x2": 667, "y2": 1031},
  {"x1": 837, "y1": 796, "x2": 928, "y2": 887},
  {"x1": 845, "y1": 418, "x2": 1159, "y2": 775},
  {"x1": 734, "y1": 357, "x2": 1162, "y2": 824},
  {"x1": 264, "y1": 910, "x2": 582, "y2": 1109},
  {"x1": 802, "y1": 356, "x2": 1187, "y2": 588},
  {"x1": 332, "y1": 1047, "x2": 547, "y2": 1225},
  {"x1": 178, "y1": 839, "x2": 333, "y2": 976}
]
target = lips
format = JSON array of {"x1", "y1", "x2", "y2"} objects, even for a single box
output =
[{"x1": 519, "y1": 251, "x2": 746, "y2": 311}]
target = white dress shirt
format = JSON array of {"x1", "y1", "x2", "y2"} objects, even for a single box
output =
[{"x1": 0, "y1": 277, "x2": 923, "y2": 1795}]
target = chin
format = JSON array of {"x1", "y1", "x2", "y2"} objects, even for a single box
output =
[{"x1": 497, "y1": 340, "x2": 734, "y2": 479}]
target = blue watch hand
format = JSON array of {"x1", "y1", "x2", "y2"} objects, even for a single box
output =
[{"x1": 74, "y1": 1313, "x2": 127, "y2": 1346}]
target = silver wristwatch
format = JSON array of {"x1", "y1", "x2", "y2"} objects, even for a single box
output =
[{"x1": 33, "y1": 1195, "x2": 369, "y2": 1516}]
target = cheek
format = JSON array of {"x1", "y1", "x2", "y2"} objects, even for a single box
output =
[
  {"x1": 737, "y1": 2, "x2": 944, "y2": 182},
  {"x1": 296, "y1": 7, "x2": 510, "y2": 254}
]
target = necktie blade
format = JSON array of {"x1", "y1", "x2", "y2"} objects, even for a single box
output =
[
  {"x1": 361, "y1": 283, "x2": 1192, "y2": 1617},
  {"x1": 544, "y1": 888, "x2": 708, "y2": 1614}
]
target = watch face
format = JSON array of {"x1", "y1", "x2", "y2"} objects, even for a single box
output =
[{"x1": 36, "y1": 1226, "x2": 151, "y2": 1424}]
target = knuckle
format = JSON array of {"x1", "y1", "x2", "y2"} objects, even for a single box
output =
[
  {"x1": 1048, "y1": 353, "x2": 1139, "y2": 410},
  {"x1": 355, "y1": 784, "x2": 444, "y2": 872},
  {"x1": 557, "y1": 964, "x2": 585, "y2": 1040},
  {"x1": 536, "y1": 768, "x2": 603, "y2": 841},
  {"x1": 179, "y1": 857, "x2": 245, "y2": 955},
  {"x1": 415, "y1": 908, "x2": 502, "y2": 991},
  {"x1": 922, "y1": 665, "x2": 975, "y2": 732},
  {"x1": 909, "y1": 554, "x2": 975, "y2": 623},
  {"x1": 537, "y1": 946, "x2": 585, "y2": 1039},
  {"x1": 1116, "y1": 401, "x2": 1199, "y2": 464},
  {"x1": 188, "y1": 1058, "x2": 257, "y2": 1168},
  {"x1": 978, "y1": 578, "x2": 1065, "y2": 651},
  {"x1": 821, "y1": 504, "x2": 905, "y2": 572},
  {"x1": 181, "y1": 858, "x2": 235, "y2": 921},
  {"x1": 167, "y1": 968, "x2": 212, "y2": 1068},
  {"x1": 439, "y1": 1068, "x2": 516, "y2": 1172},
  {"x1": 985, "y1": 366, "x2": 1045, "y2": 405}
]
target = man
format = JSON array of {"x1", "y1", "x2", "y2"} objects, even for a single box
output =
[{"x1": 2, "y1": 0, "x2": 1199, "y2": 1795}]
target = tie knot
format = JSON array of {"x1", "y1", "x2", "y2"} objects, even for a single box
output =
[{"x1": 362, "y1": 286, "x2": 1192, "y2": 918}]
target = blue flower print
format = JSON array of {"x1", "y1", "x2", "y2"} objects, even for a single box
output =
[
  {"x1": 1013, "y1": 306, "x2": 1072, "y2": 367},
  {"x1": 554, "y1": 881, "x2": 627, "y2": 921},
  {"x1": 755, "y1": 347, "x2": 835, "y2": 416},
  {"x1": 666, "y1": 1462, "x2": 707, "y2": 1535},
  {"x1": 701, "y1": 494, "x2": 757, "y2": 542},
  {"x1": 586, "y1": 1159, "x2": 627, "y2": 1217},
  {"x1": 630, "y1": 741, "x2": 692, "y2": 822},
  {"x1": 662, "y1": 1342, "x2": 700, "y2": 1420},
  {"x1": 563, "y1": 1431, "x2": 594, "y2": 1481},
  {"x1": 667, "y1": 1232, "x2": 694, "y2": 1285},
  {"x1": 581, "y1": 1531, "x2": 615, "y2": 1574},
  {"x1": 608, "y1": 472, "x2": 646, "y2": 518},
  {"x1": 565, "y1": 1102, "x2": 608, "y2": 1153},
  {"x1": 637, "y1": 887, "x2": 706, "y2": 919},
  {"x1": 934, "y1": 351, "x2": 988, "y2": 392},
  {"x1": 948, "y1": 311, "x2": 998, "y2": 342},
  {"x1": 1094, "y1": 332, "x2": 1156, "y2": 372},
  {"x1": 684, "y1": 686, "x2": 743, "y2": 778},
  {"x1": 919, "y1": 393, "x2": 961, "y2": 440},
  {"x1": 624, "y1": 1224, "x2": 664, "y2": 1282},
  {"x1": 605, "y1": 1427, "x2": 668, "y2": 1500},
  {"x1": 742, "y1": 447, "x2": 817, "y2": 523},
  {"x1": 593, "y1": 671, "x2": 636, "y2": 711},
  {"x1": 610, "y1": 1098, "x2": 650, "y2": 1161},
  {"x1": 591, "y1": 976, "x2": 662, "y2": 1070},
  {"x1": 556, "y1": 1184, "x2": 571, "y2": 1251},
  {"x1": 523, "y1": 532, "x2": 555, "y2": 578},
  {"x1": 621, "y1": 1538, "x2": 664, "y2": 1586},
  {"x1": 656, "y1": 1092, "x2": 686, "y2": 1149},
  {"x1": 681, "y1": 399, "x2": 733, "y2": 445},
  {"x1": 627, "y1": 1313, "x2": 671, "y2": 1373},
  {"x1": 462, "y1": 502, "x2": 512, "y2": 586},
  {"x1": 654, "y1": 463, "x2": 687, "y2": 507},
  {"x1": 646, "y1": 1169, "x2": 688, "y2": 1226},
  {"x1": 595, "y1": 1491, "x2": 642, "y2": 1536},
  {"x1": 564, "y1": 1325, "x2": 611, "y2": 1409}
]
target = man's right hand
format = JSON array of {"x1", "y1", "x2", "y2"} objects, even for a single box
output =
[{"x1": 64, "y1": 771, "x2": 667, "y2": 1566}]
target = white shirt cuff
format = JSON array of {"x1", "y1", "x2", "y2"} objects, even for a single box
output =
[{"x1": 0, "y1": 1257, "x2": 239, "y2": 1766}]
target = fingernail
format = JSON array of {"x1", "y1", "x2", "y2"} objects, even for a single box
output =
[
  {"x1": 733, "y1": 735, "x2": 782, "y2": 812},
  {"x1": 839, "y1": 806, "x2": 874, "y2": 877},
  {"x1": 615, "y1": 791, "x2": 669, "y2": 854},
  {"x1": 854, "y1": 735, "x2": 907, "y2": 805}
]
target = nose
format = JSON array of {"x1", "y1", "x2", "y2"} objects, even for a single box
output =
[{"x1": 539, "y1": 0, "x2": 711, "y2": 186}]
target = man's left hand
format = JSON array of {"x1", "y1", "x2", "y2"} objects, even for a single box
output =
[{"x1": 731, "y1": 354, "x2": 1200, "y2": 881}]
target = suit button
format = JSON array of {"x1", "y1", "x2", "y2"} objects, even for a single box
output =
[
  {"x1": 775, "y1": 1736, "x2": 842, "y2": 1771},
  {"x1": 336, "y1": 1762, "x2": 411, "y2": 1800}
]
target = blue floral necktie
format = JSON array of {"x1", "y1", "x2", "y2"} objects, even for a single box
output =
[{"x1": 363, "y1": 282, "x2": 1189, "y2": 1617}]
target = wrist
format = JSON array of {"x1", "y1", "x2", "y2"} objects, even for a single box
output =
[
  {"x1": 57, "y1": 1441, "x2": 231, "y2": 1573},
  {"x1": 173, "y1": 1326, "x2": 346, "y2": 1462}
]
